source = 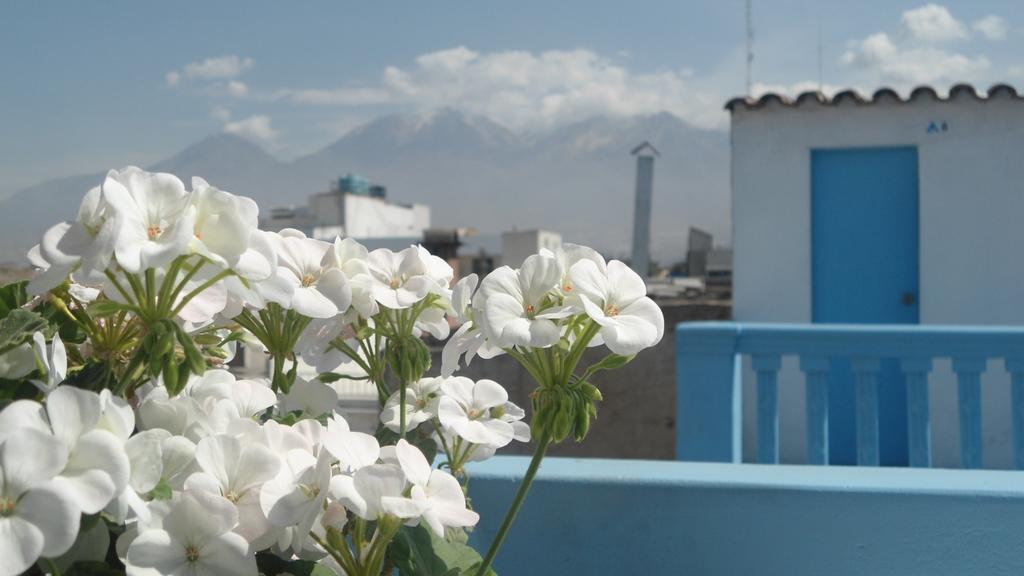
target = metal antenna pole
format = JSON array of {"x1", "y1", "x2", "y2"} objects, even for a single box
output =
[{"x1": 746, "y1": 0, "x2": 754, "y2": 96}]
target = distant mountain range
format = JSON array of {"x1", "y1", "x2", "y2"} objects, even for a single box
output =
[{"x1": 0, "y1": 109, "x2": 729, "y2": 265}]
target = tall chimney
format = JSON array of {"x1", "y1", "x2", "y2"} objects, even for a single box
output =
[{"x1": 630, "y1": 142, "x2": 660, "y2": 278}]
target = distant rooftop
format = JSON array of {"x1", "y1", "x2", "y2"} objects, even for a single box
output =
[{"x1": 726, "y1": 83, "x2": 1023, "y2": 112}]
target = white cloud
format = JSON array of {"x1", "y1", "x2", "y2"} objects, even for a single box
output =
[
  {"x1": 900, "y1": 4, "x2": 968, "y2": 43},
  {"x1": 973, "y1": 15, "x2": 1009, "y2": 41},
  {"x1": 751, "y1": 81, "x2": 845, "y2": 98},
  {"x1": 184, "y1": 55, "x2": 253, "y2": 80},
  {"x1": 224, "y1": 115, "x2": 277, "y2": 144},
  {"x1": 166, "y1": 55, "x2": 254, "y2": 87},
  {"x1": 228, "y1": 80, "x2": 249, "y2": 97},
  {"x1": 275, "y1": 46, "x2": 721, "y2": 129},
  {"x1": 843, "y1": 17, "x2": 990, "y2": 87}
]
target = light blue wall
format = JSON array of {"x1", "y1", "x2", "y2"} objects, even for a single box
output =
[{"x1": 468, "y1": 456, "x2": 1024, "y2": 575}]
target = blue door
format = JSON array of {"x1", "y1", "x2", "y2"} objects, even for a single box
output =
[{"x1": 812, "y1": 147, "x2": 919, "y2": 465}]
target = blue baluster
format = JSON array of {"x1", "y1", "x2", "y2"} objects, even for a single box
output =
[
  {"x1": 852, "y1": 357, "x2": 881, "y2": 466},
  {"x1": 801, "y1": 355, "x2": 830, "y2": 465},
  {"x1": 952, "y1": 358, "x2": 985, "y2": 469},
  {"x1": 901, "y1": 357, "x2": 932, "y2": 468},
  {"x1": 676, "y1": 324, "x2": 742, "y2": 462},
  {"x1": 753, "y1": 354, "x2": 782, "y2": 464},
  {"x1": 1006, "y1": 358, "x2": 1024, "y2": 470}
]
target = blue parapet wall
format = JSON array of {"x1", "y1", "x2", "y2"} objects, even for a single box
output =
[{"x1": 467, "y1": 456, "x2": 1024, "y2": 575}]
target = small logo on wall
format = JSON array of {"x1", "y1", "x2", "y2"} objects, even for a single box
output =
[{"x1": 926, "y1": 121, "x2": 949, "y2": 134}]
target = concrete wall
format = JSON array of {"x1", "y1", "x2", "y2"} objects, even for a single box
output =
[
  {"x1": 733, "y1": 94, "x2": 1024, "y2": 325},
  {"x1": 500, "y1": 230, "x2": 562, "y2": 268},
  {"x1": 343, "y1": 194, "x2": 429, "y2": 238},
  {"x1": 432, "y1": 302, "x2": 730, "y2": 459},
  {"x1": 731, "y1": 93, "x2": 1024, "y2": 467},
  {"x1": 468, "y1": 457, "x2": 1024, "y2": 575}
]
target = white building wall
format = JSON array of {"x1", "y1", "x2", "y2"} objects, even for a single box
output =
[
  {"x1": 342, "y1": 195, "x2": 430, "y2": 238},
  {"x1": 731, "y1": 91, "x2": 1024, "y2": 468},
  {"x1": 502, "y1": 230, "x2": 563, "y2": 268}
]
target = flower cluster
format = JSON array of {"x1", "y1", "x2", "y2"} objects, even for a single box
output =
[{"x1": 0, "y1": 167, "x2": 664, "y2": 576}]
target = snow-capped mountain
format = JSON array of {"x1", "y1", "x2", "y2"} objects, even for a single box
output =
[{"x1": 0, "y1": 109, "x2": 729, "y2": 265}]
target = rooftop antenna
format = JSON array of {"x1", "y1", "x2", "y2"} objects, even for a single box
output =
[
  {"x1": 746, "y1": 0, "x2": 754, "y2": 96},
  {"x1": 816, "y1": 5, "x2": 823, "y2": 91}
]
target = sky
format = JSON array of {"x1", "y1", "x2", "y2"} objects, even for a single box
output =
[{"x1": 2, "y1": 0, "x2": 1024, "y2": 196}]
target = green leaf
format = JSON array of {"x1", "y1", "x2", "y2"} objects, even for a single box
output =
[
  {"x1": 256, "y1": 551, "x2": 335, "y2": 576},
  {"x1": 390, "y1": 525, "x2": 497, "y2": 576},
  {"x1": 0, "y1": 308, "x2": 47, "y2": 355},
  {"x1": 86, "y1": 299, "x2": 131, "y2": 318},
  {"x1": 0, "y1": 281, "x2": 29, "y2": 317},
  {"x1": 65, "y1": 561, "x2": 125, "y2": 575}
]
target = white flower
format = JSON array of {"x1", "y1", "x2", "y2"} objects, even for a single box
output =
[
  {"x1": 0, "y1": 429, "x2": 80, "y2": 576},
  {"x1": 185, "y1": 434, "x2": 280, "y2": 544},
  {"x1": 28, "y1": 184, "x2": 118, "y2": 293},
  {"x1": 546, "y1": 243, "x2": 606, "y2": 298},
  {"x1": 323, "y1": 237, "x2": 377, "y2": 317},
  {"x1": 394, "y1": 440, "x2": 479, "y2": 536},
  {"x1": 280, "y1": 376, "x2": 339, "y2": 419},
  {"x1": 295, "y1": 317, "x2": 352, "y2": 374},
  {"x1": 0, "y1": 386, "x2": 130, "y2": 515},
  {"x1": 259, "y1": 449, "x2": 331, "y2": 540},
  {"x1": 569, "y1": 259, "x2": 665, "y2": 355},
  {"x1": 379, "y1": 377, "x2": 443, "y2": 434},
  {"x1": 189, "y1": 177, "x2": 269, "y2": 279},
  {"x1": 125, "y1": 490, "x2": 256, "y2": 576},
  {"x1": 321, "y1": 415, "x2": 381, "y2": 473},
  {"x1": 102, "y1": 167, "x2": 196, "y2": 273},
  {"x1": 328, "y1": 463, "x2": 427, "y2": 522},
  {"x1": 266, "y1": 230, "x2": 352, "y2": 319},
  {"x1": 475, "y1": 253, "x2": 567, "y2": 349},
  {"x1": 29, "y1": 332, "x2": 66, "y2": 395},
  {"x1": 360, "y1": 246, "x2": 438, "y2": 310},
  {"x1": 436, "y1": 377, "x2": 515, "y2": 449}
]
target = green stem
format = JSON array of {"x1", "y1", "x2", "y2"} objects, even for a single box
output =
[
  {"x1": 44, "y1": 557, "x2": 62, "y2": 576},
  {"x1": 475, "y1": 429, "x2": 552, "y2": 576},
  {"x1": 399, "y1": 375, "x2": 408, "y2": 437}
]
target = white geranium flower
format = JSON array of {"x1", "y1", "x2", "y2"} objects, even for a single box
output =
[
  {"x1": 361, "y1": 246, "x2": 439, "y2": 310},
  {"x1": 259, "y1": 449, "x2": 332, "y2": 539},
  {"x1": 321, "y1": 415, "x2": 380, "y2": 473},
  {"x1": 265, "y1": 230, "x2": 352, "y2": 319},
  {"x1": 394, "y1": 440, "x2": 479, "y2": 536},
  {"x1": 324, "y1": 237, "x2": 378, "y2": 317},
  {"x1": 436, "y1": 377, "x2": 515, "y2": 449},
  {"x1": 29, "y1": 331, "x2": 65, "y2": 395},
  {"x1": 545, "y1": 243, "x2": 606, "y2": 298},
  {"x1": 125, "y1": 490, "x2": 256, "y2": 576},
  {"x1": 102, "y1": 166, "x2": 195, "y2": 273},
  {"x1": 280, "y1": 376, "x2": 338, "y2": 419},
  {"x1": 475, "y1": 253, "x2": 566, "y2": 349},
  {"x1": 0, "y1": 386, "x2": 130, "y2": 515},
  {"x1": 28, "y1": 184, "x2": 118, "y2": 293},
  {"x1": 185, "y1": 434, "x2": 280, "y2": 544},
  {"x1": 379, "y1": 377, "x2": 443, "y2": 434},
  {"x1": 328, "y1": 463, "x2": 427, "y2": 522},
  {"x1": 569, "y1": 259, "x2": 665, "y2": 355},
  {"x1": 0, "y1": 429, "x2": 80, "y2": 576},
  {"x1": 295, "y1": 317, "x2": 353, "y2": 374},
  {"x1": 189, "y1": 177, "x2": 270, "y2": 280}
]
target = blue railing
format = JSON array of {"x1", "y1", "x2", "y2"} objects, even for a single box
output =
[
  {"x1": 468, "y1": 457, "x2": 1024, "y2": 575},
  {"x1": 676, "y1": 322, "x2": 1024, "y2": 469}
]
